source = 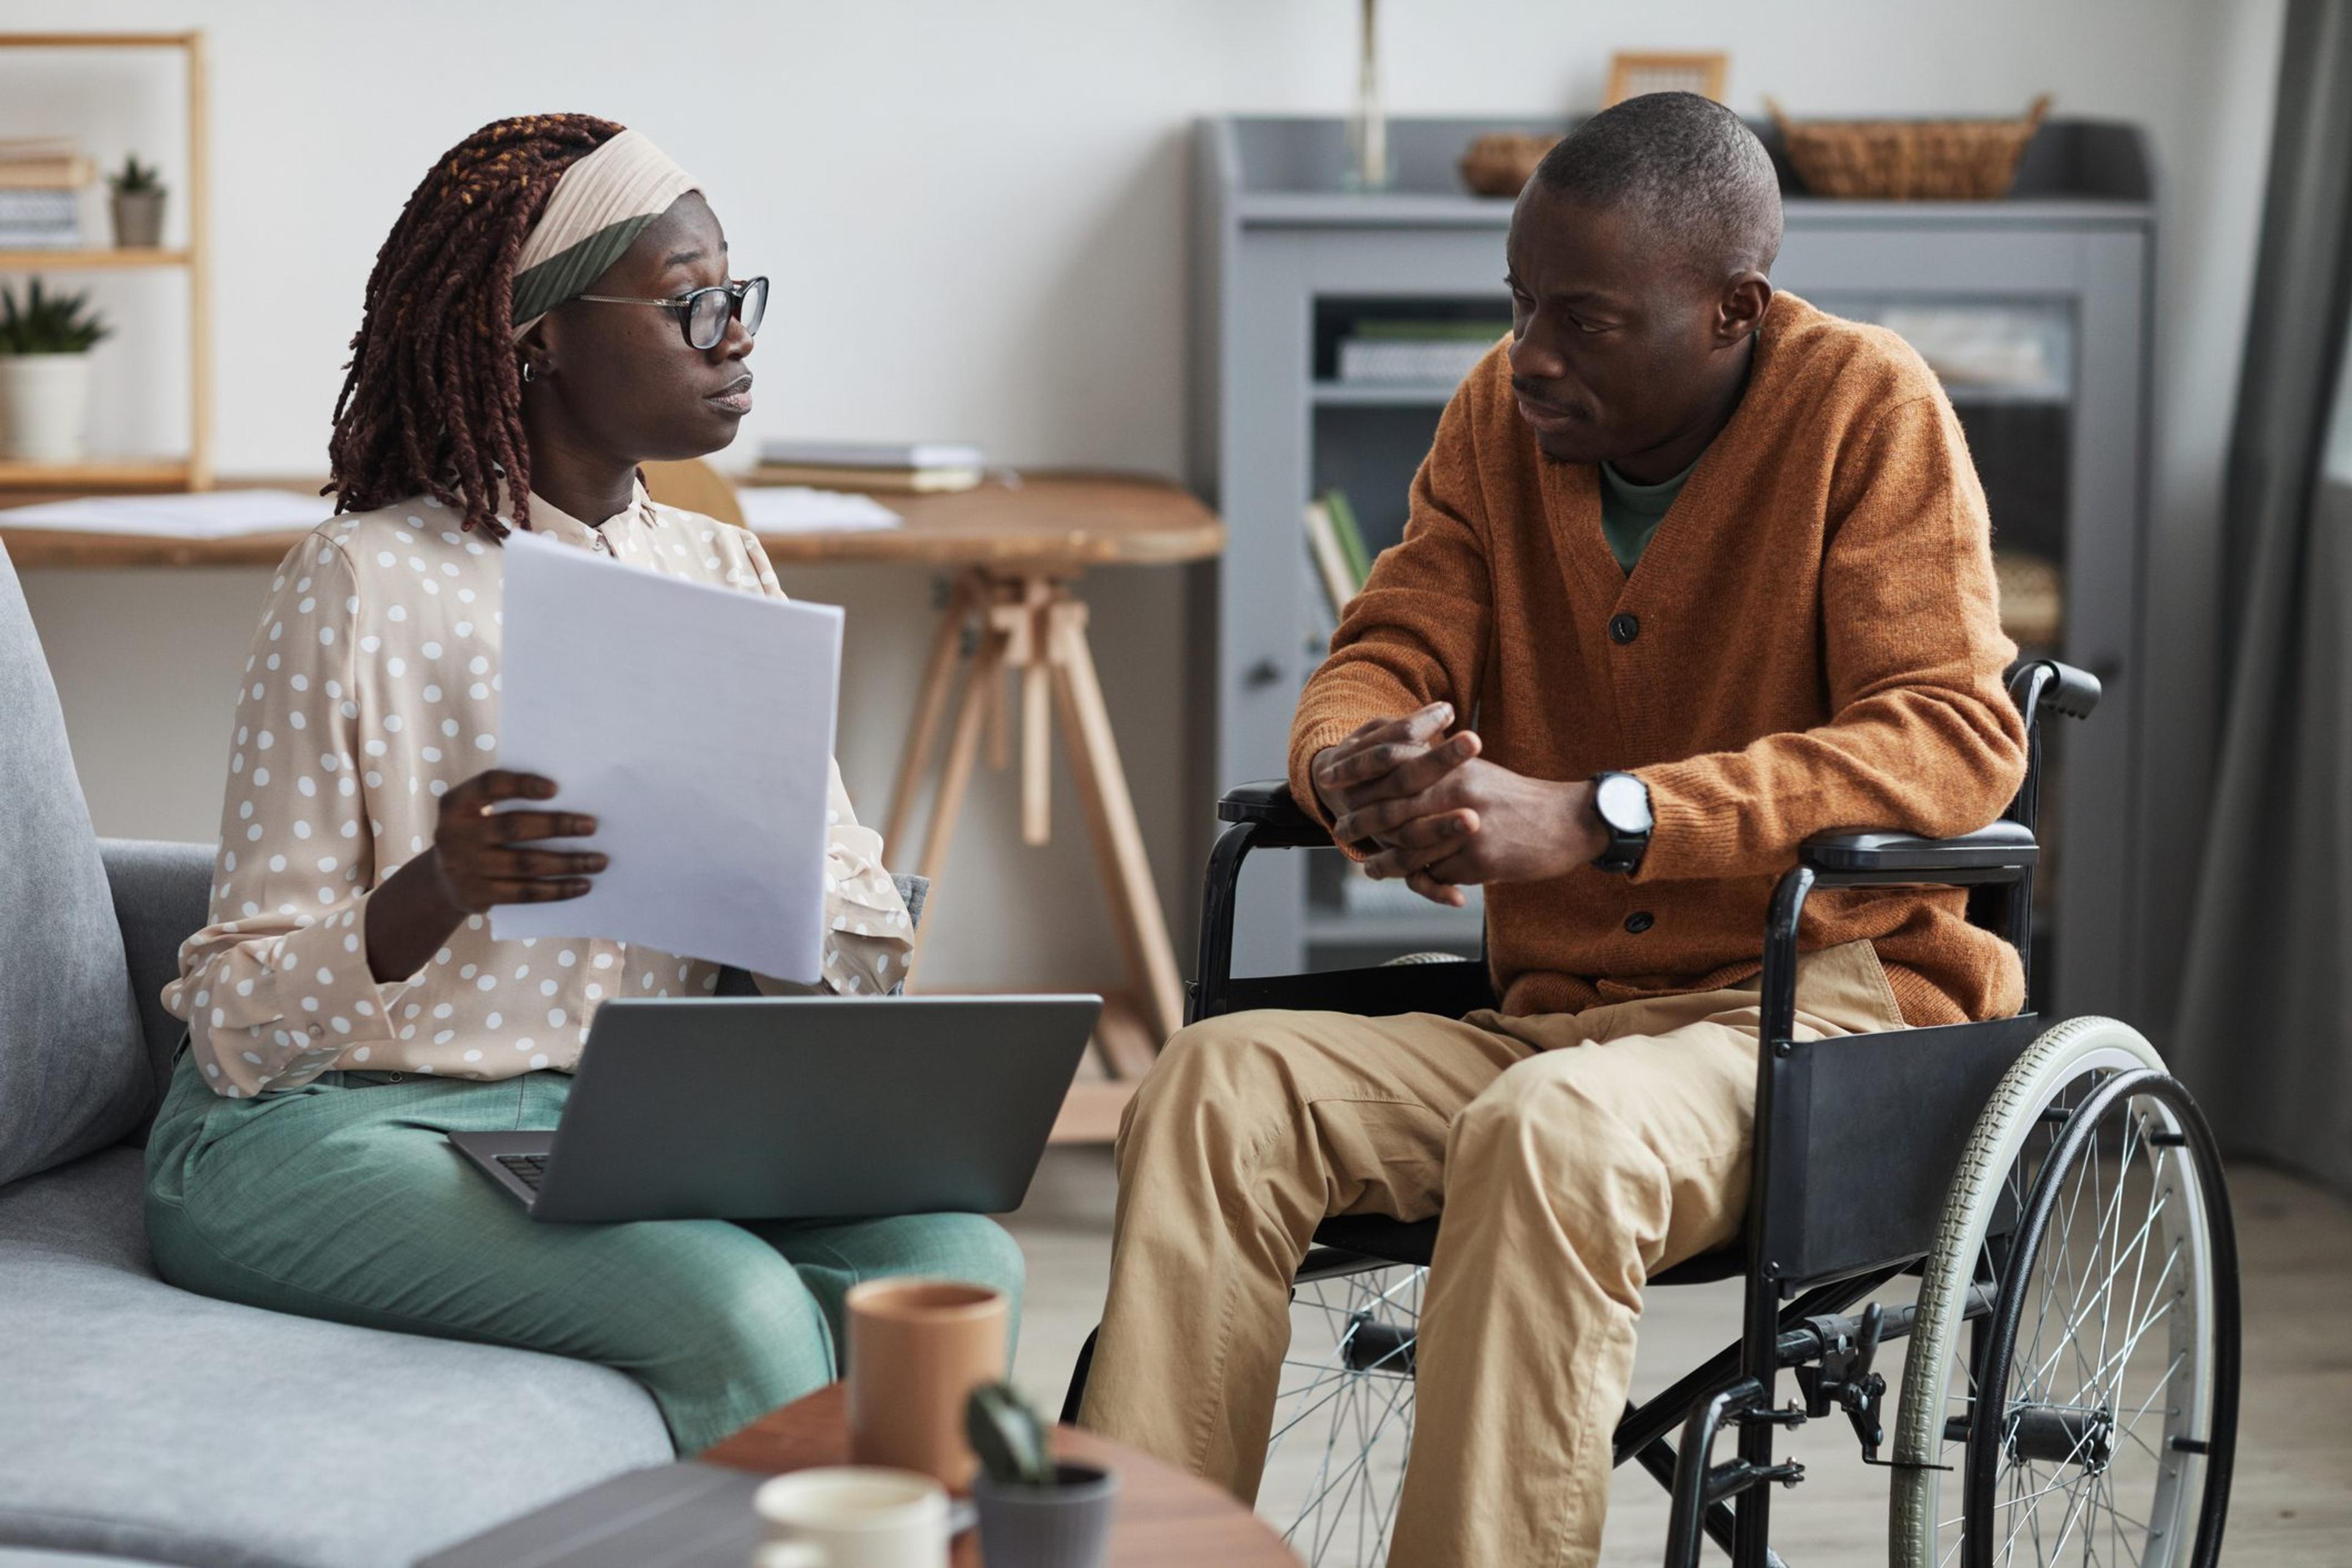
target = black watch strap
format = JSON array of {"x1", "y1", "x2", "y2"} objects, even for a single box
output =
[{"x1": 1591, "y1": 771, "x2": 1653, "y2": 875}]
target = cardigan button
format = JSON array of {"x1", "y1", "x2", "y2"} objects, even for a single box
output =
[
  {"x1": 1624, "y1": 911, "x2": 1655, "y2": 934},
  {"x1": 1608, "y1": 613, "x2": 1640, "y2": 645}
]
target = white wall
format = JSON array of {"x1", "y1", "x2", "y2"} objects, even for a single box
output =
[{"x1": 6, "y1": 0, "x2": 2281, "y2": 1000}]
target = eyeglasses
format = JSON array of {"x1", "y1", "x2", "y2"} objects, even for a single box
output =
[{"x1": 573, "y1": 276, "x2": 768, "y2": 351}]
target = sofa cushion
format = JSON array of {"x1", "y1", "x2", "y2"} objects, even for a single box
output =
[
  {"x1": 0, "y1": 1148, "x2": 673, "y2": 1568},
  {"x1": 0, "y1": 543, "x2": 146, "y2": 1184}
]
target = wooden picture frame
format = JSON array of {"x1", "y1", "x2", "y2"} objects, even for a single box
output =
[{"x1": 1604, "y1": 51, "x2": 1730, "y2": 108}]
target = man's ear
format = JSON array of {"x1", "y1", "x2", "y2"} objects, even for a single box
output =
[{"x1": 1717, "y1": 273, "x2": 1773, "y2": 345}]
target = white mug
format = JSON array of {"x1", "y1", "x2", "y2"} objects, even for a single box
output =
[{"x1": 750, "y1": 1467, "x2": 950, "y2": 1568}]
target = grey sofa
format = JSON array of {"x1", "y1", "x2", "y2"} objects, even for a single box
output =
[{"x1": 0, "y1": 543, "x2": 674, "y2": 1568}]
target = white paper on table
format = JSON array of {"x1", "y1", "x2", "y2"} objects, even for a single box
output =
[
  {"x1": 491, "y1": 528, "x2": 843, "y2": 982},
  {"x1": 734, "y1": 485, "x2": 902, "y2": 533},
  {"x1": 0, "y1": 489, "x2": 331, "y2": 537}
]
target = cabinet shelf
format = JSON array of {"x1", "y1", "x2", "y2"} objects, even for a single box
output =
[
  {"x1": 0, "y1": 32, "x2": 210, "y2": 489},
  {"x1": 1201, "y1": 115, "x2": 2153, "y2": 1014},
  {"x1": 0, "y1": 247, "x2": 191, "y2": 271},
  {"x1": 1305, "y1": 905, "x2": 1483, "y2": 949},
  {"x1": 1312, "y1": 380, "x2": 1461, "y2": 408},
  {"x1": 1311, "y1": 375, "x2": 2064, "y2": 412}
]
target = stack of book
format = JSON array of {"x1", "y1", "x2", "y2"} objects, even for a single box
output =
[
  {"x1": 0, "y1": 140, "x2": 92, "y2": 249},
  {"x1": 1333, "y1": 318, "x2": 1510, "y2": 385},
  {"x1": 1303, "y1": 488, "x2": 1373, "y2": 624},
  {"x1": 753, "y1": 439, "x2": 986, "y2": 494}
]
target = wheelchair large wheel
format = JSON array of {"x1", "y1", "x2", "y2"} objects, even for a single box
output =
[
  {"x1": 1890, "y1": 1017, "x2": 2237, "y2": 1568},
  {"x1": 1256, "y1": 1256, "x2": 1422, "y2": 1567}
]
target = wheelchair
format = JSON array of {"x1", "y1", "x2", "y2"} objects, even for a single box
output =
[{"x1": 1063, "y1": 658, "x2": 2239, "y2": 1568}]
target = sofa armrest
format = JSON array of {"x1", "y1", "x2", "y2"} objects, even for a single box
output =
[{"x1": 97, "y1": 838, "x2": 214, "y2": 1104}]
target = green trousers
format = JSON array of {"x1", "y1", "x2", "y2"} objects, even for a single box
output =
[{"x1": 143, "y1": 1051, "x2": 1025, "y2": 1453}]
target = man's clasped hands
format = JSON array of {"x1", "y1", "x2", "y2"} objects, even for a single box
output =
[{"x1": 1308, "y1": 703, "x2": 1611, "y2": 907}]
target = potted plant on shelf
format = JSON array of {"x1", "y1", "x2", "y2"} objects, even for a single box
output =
[
  {"x1": 0, "y1": 278, "x2": 111, "y2": 464},
  {"x1": 965, "y1": 1381, "x2": 1119, "y2": 1568},
  {"x1": 107, "y1": 154, "x2": 166, "y2": 249}
]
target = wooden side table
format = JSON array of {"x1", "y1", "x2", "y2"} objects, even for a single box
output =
[
  {"x1": 749, "y1": 473, "x2": 1226, "y2": 1139},
  {"x1": 702, "y1": 1382, "x2": 1295, "y2": 1567}
]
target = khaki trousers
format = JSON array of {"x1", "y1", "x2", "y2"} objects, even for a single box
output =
[{"x1": 1078, "y1": 940, "x2": 1907, "y2": 1567}]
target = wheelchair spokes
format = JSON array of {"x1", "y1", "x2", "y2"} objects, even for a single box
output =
[
  {"x1": 1959, "y1": 1071, "x2": 2231, "y2": 1568},
  {"x1": 1891, "y1": 1019, "x2": 2235, "y2": 1568},
  {"x1": 1261, "y1": 1261, "x2": 1423, "y2": 1567}
]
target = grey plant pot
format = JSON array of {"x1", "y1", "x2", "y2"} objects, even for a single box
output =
[
  {"x1": 971, "y1": 1464, "x2": 1119, "y2": 1568},
  {"x1": 110, "y1": 188, "x2": 165, "y2": 249}
]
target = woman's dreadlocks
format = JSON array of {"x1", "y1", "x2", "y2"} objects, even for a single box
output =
[{"x1": 327, "y1": 114, "x2": 620, "y2": 540}]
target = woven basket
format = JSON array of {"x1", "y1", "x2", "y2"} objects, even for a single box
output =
[
  {"x1": 1459, "y1": 131, "x2": 1560, "y2": 198},
  {"x1": 1766, "y1": 95, "x2": 2051, "y2": 200},
  {"x1": 1993, "y1": 549, "x2": 2064, "y2": 649}
]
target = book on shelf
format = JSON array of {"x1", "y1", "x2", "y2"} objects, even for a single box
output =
[
  {"x1": 750, "y1": 461, "x2": 982, "y2": 494},
  {"x1": 757, "y1": 439, "x2": 984, "y2": 470},
  {"x1": 753, "y1": 439, "x2": 987, "y2": 494},
  {"x1": 1335, "y1": 318, "x2": 1510, "y2": 385},
  {"x1": 0, "y1": 188, "x2": 81, "y2": 247},
  {"x1": 1321, "y1": 488, "x2": 1373, "y2": 584},
  {"x1": 0, "y1": 140, "x2": 94, "y2": 190},
  {"x1": 1303, "y1": 499, "x2": 1357, "y2": 622}
]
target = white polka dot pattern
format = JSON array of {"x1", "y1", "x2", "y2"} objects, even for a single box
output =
[{"x1": 164, "y1": 484, "x2": 913, "y2": 1097}]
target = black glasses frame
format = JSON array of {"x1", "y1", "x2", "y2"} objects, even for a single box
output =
[{"x1": 574, "y1": 276, "x2": 768, "y2": 351}]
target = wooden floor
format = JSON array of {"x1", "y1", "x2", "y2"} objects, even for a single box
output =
[{"x1": 1000, "y1": 1155, "x2": 2352, "y2": 1566}]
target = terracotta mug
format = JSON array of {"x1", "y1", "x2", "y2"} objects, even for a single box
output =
[{"x1": 845, "y1": 1279, "x2": 1009, "y2": 1491}]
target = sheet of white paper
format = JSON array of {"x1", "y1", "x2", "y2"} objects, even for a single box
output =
[
  {"x1": 0, "y1": 489, "x2": 330, "y2": 537},
  {"x1": 491, "y1": 529, "x2": 843, "y2": 982},
  {"x1": 734, "y1": 485, "x2": 902, "y2": 533}
]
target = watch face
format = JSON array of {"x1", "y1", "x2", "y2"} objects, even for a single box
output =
[{"x1": 1597, "y1": 773, "x2": 1652, "y2": 834}]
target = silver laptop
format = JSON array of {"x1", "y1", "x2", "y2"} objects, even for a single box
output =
[{"x1": 448, "y1": 994, "x2": 1101, "y2": 1223}]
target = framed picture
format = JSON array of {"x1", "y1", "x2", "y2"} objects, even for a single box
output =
[{"x1": 1604, "y1": 51, "x2": 1730, "y2": 107}]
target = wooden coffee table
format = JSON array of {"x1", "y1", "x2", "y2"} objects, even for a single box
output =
[{"x1": 702, "y1": 1382, "x2": 1295, "y2": 1566}]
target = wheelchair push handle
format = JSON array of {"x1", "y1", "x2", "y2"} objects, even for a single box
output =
[{"x1": 2010, "y1": 655, "x2": 2101, "y2": 722}]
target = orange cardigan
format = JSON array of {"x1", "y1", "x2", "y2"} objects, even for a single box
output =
[{"x1": 1290, "y1": 293, "x2": 2027, "y2": 1025}]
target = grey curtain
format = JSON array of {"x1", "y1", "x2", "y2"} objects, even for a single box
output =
[{"x1": 2173, "y1": 0, "x2": 2352, "y2": 1192}]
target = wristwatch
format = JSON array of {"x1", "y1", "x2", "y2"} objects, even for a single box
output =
[{"x1": 1590, "y1": 771, "x2": 1653, "y2": 874}]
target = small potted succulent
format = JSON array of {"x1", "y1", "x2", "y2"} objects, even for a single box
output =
[
  {"x1": 107, "y1": 154, "x2": 167, "y2": 249},
  {"x1": 965, "y1": 1382, "x2": 1118, "y2": 1568},
  {"x1": 0, "y1": 279, "x2": 111, "y2": 463}
]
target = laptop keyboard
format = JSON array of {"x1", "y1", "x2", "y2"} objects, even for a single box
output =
[{"x1": 495, "y1": 1153, "x2": 550, "y2": 1191}]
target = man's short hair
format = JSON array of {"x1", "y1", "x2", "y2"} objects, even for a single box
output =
[{"x1": 1531, "y1": 92, "x2": 1784, "y2": 279}]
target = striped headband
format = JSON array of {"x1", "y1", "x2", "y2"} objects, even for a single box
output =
[{"x1": 508, "y1": 127, "x2": 700, "y2": 338}]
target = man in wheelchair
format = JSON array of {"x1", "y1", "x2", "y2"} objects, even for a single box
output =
[{"x1": 1079, "y1": 92, "x2": 2041, "y2": 1564}]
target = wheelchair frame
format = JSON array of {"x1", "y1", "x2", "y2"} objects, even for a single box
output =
[{"x1": 1065, "y1": 658, "x2": 2236, "y2": 1567}]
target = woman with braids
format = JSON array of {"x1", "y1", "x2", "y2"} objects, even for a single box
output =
[{"x1": 144, "y1": 115, "x2": 1022, "y2": 1451}]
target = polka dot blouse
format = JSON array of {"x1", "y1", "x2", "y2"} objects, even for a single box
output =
[{"x1": 164, "y1": 483, "x2": 914, "y2": 1098}]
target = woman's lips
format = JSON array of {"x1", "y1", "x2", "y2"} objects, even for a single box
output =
[{"x1": 707, "y1": 377, "x2": 753, "y2": 415}]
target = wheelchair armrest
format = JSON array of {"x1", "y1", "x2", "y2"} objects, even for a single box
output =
[
  {"x1": 1801, "y1": 820, "x2": 2038, "y2": 885},
  {"x1": 1215, "y1": 780, "x2": 1339, "y2": 850},
  {"x1": 1218, "y1": 780, "x2": 1319, "y2": 827}
]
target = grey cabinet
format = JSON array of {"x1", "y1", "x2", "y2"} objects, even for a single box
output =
[{"x1": 1191, "y1": 115, "x2": 2154, "y2": 1017}]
